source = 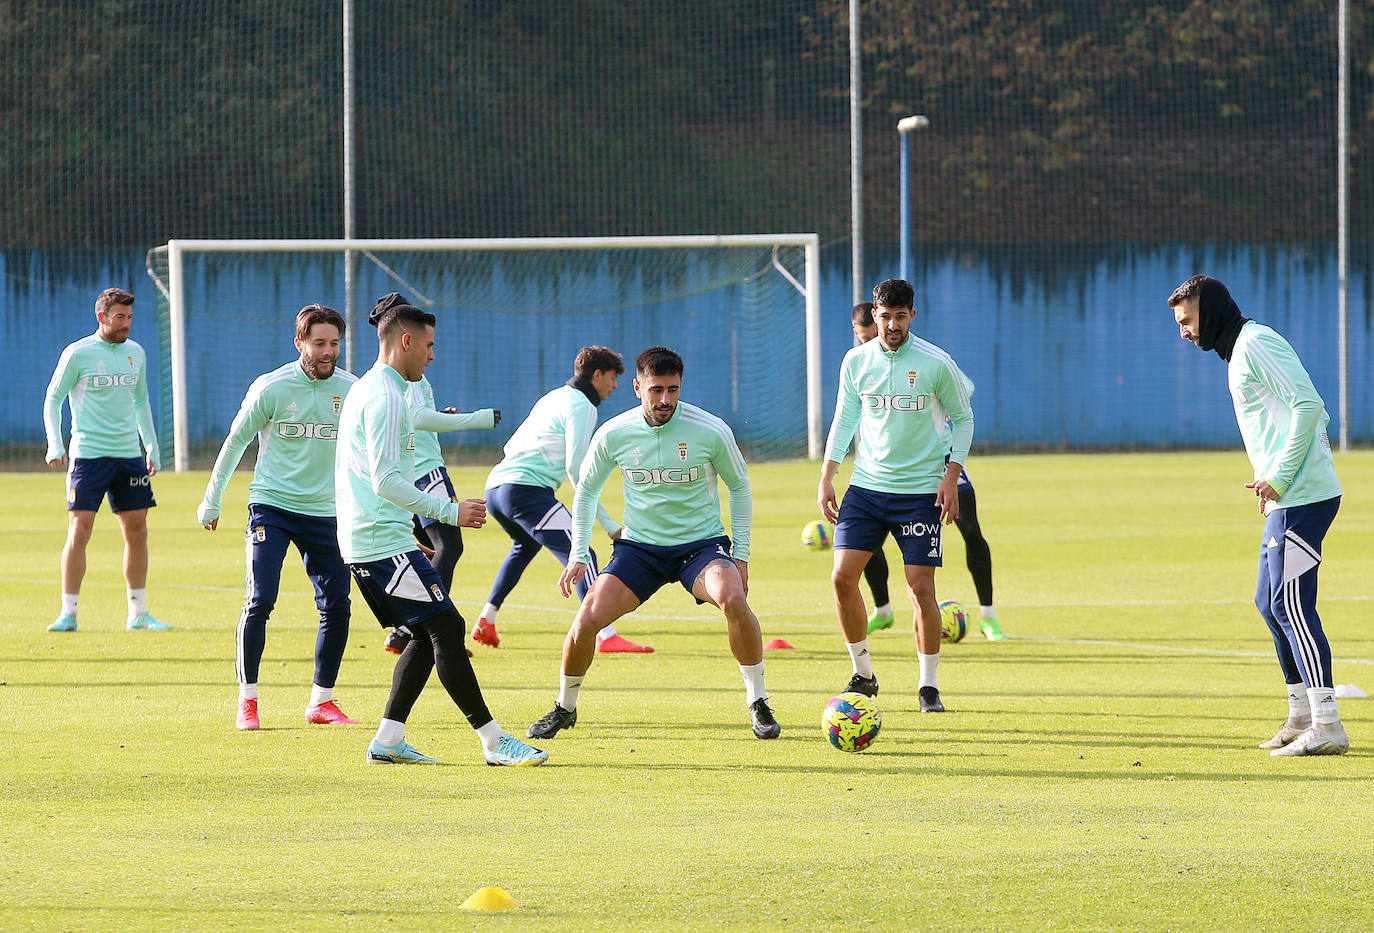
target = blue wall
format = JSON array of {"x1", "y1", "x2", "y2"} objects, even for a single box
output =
[{"x1": 4, "y1": 242, "x2": 1369, "y2": 466}]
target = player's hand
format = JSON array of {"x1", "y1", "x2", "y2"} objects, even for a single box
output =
[
  {"x1": 202, "y1": 518, "x2": 218, "y2": 531},
  {"x1": 145, "y1": 454, "x2": 158, "y2": 478},
  {"x1": 733, "y1": 558, "x2": 749, "y2": 596},
  {"x1": 1245, "y1": 479, "x2": 1279, "y2": 515},
  {"x1": 47, "y1": 454, "x2": 67, "y2": 469},
  {"x1": 457, "y1": 498, "x2": 487, "y2": 528},
  {"x1": 818, "y1": 478, "x2": 839, "y2": 525},
  {"x1": 439, "y1": 406, "x2": 458, "y2": 414},
  {"x1": 559, "y1": 561, "x2": 588, "y2": 598},
  {"x1": 416, "y1": 541, "x2": 436, "y2": 558},
  {"x1": 492, "y1": 409, "x2": 501, "y2": 425},
  {"x1": 610, "y1": 528, "x2": 624, "y2": 539},
  {"x1": 936, "y1": 475, "x2": 960, "y2": 524}
]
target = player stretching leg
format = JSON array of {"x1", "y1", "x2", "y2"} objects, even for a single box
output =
[
  {"x1": 477, "y1": 345, "x2": 651, "y2": 654},
  {"x1": 338, "y1": 301, "x2": 545, "y2": 766},
  {"x1": 1168, "y1": 275, "x2": 1348, "y2": 756},
  {"x1": 820, "y1": 280, "x2": 974, "y2": 713},
  {"x1": 43, "y1": 288, "x2": 167, "y2": 633},
  {"x1": 366, "y1": 293, "x2": 501, "y2": 657},
  {"x1": 850, "y1": 301, "x2": 1004, "y2": 641},
  {"x1": 198, "y1": 305, "x2": 360, "y2": 730},
  {"x1": 528, "y1": 347, "x2": 778, "y2": 741}
]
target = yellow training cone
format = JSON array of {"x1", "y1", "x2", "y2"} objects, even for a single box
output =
[{"x1": 459, "y1": 886, "x2": 519, "y2": 911}]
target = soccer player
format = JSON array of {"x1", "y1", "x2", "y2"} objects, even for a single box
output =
[
  {"x1": 366, "y1": 293, "x2": 501, "y2": 656},
  {"x1": 337, "y1": 301, "x2": 546, "y2": 766},
  {"x1": 196, "y1": 304, "x2": 360, "y2": 731},
  {"x1": 43, "y1": 287, "x2": 168, "y2": 633},
  {"x1": 527, "y1": 346, "x2": 779, "y2": 741},
  {"x1": 819, "y1": 279, "x2": 974, "y2": 713},
  {"x1": 1168, "y1": 275, "x2": 1348, "y2": 756},
  {"x1": 474, "y1": 345, "x2": 652, "y2": 654},
  {"x1": 849, "y1": 301, "x2": 1005, "y2": 641}
]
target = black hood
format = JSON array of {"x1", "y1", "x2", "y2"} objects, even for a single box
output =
[{"x1": 1196, "y1": 277, "x2": 1250, "y2": 362}]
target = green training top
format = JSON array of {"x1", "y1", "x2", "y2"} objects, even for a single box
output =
[
  {"x1": 569, "y1": 400, "x2": 750, "y2": 563},
  {"x1": 197, "y1": 360, "x2": 358, "y2": 523},
  {"x1": 43, "y1": 332, "x2": 159, "y2": 467},
  {"x1": 485, "y1": 383, "x2": 621, "y2": 534},
  {"x1": 824, "y1": 334, "x2": 973, "y2": 495},
  {"x1": 335, "y1": 361, "x2": 459, "y2": 562},
  {"x1": 1229, "y1": 322, "x2": 1341, "y2": 508},
  {"x1": 405, "y1": 374, "x2": 495, "y2": 477}
]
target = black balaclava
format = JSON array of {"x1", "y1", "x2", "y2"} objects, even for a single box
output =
[
  {"x1": 567, "y1": 373, "x2": 602, "y2": 407},
  {"x1": 1196, "y1": 277, "x2": 1250, "y2": 362}
]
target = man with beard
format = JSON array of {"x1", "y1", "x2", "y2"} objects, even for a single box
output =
[
  {"x1": 1168, "y1": 274, "x2": 1348, "y2": 756},
  {"x1": 198, "y1": 304, "x2": 360, "y2": 730},
  {"x1": 44, "y1": 288, "x2": 168, "y2": 633}
]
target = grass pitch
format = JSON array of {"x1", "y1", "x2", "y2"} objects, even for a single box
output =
[{"x1": 2, "y1": 452, "x2": 1372, "y2": 931}]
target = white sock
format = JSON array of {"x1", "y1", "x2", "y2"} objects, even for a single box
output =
[
  {"x1": 480, "y1": 602, "x2": 499, "y2": 623},
  {"x1": 1285, "y1": 683, "x2": 1310, "y2": 724},
  {"x1": 596, "y1": 623, "x2": 619, "y2": 643},
  {"x1": 374, "y1": 718, "x2": 405, "y2": 746},
  {"x1": 476, "y1": 720, "x2": 504, "y2": 753},
  {"x1": 239, "y1": 683, "x2": 258, "y2": 700},
  {"x1": 61, "y1": 593, "x2": 79, "y2": 617},
  {"x1": 309, "y1": 684, "x2": 333, "y2": 706},
  {"x1": 873, "y1": 602, "x2": 891, "y2": 617},
  {"x1": 1308, "y1": 686, "x2": 1340, "y2": 726},
  {"x1": 918, "y1": 651, "x2": 940, "y2": 689},
  {"x1": 847, "y1": 639, "x2": 874, "y2": 678},
  {"x1": 558, "y1": 672, "x2": 585, "y2": 711},
  {"x1": 127, "y1": 587, "x2": 148, "y2": 619},
  {"x1": 980, "y1": 605, "x2": 997, "y2": 618},
  {"x1": 739, "y1": 661, "x2": 767, "y2": 705}
]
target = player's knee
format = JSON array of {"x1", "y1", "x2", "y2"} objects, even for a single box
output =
[
  {"x1": 831, "y1": 565, "x2": 862, "y2": 591},
  {"x1": 716, "y1": 587, "x2": 749, "y2": 618}
]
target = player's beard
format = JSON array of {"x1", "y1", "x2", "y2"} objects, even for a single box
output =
[
  {"x1": 647, "y1": 403, "x2": 674, "y2": 425},
  {"x1": 100, "y1": 327, "x2": 129, "y2": 344},
  {"x1": 302, "y1": 356, "x2": 335, "y2": 380}
]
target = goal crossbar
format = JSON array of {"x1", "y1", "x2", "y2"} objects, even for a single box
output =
[{"x1": 159, "y1": 234, "x2": 823, "y2": 471}]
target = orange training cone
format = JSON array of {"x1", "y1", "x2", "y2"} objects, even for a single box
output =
[{"x1": 764, "y1": 638, "x2": 795, "y2": 650}]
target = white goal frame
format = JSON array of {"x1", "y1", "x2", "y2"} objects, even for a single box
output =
[{"x1": 154, "y1": 234, "x2": 823, "y2": 471}]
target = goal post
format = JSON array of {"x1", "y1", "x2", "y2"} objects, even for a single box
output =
[{"x1": 149, "y1": 235, "x2": 823, "y2": 472}]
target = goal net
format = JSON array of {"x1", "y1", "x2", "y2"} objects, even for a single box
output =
[{"x1": 146, "y1": 236, "x2": 821, "y2": 472}]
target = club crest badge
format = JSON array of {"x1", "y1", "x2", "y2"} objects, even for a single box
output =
[
  {"x1": 253, "y1": 526, "x2": 266, "y2": 543},
  {"x1": 332, "y1": 396, "x2": 342, "y2": 414},
  {"x1": 907, "y1": 371, "x2": 918, "y2": 388},
  {"x1": 430, "y1": 583, "x2": 445, "y2": 602},
  {"x1": 678, "y1": 442, "x2": 688, "y2": 461}
]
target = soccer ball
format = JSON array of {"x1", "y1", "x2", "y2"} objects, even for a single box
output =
[
  {"x1": 939, "y1": 600, "x2": 967, "y2": 643},
  {"x1": 822, "y1": 692, "x2": 882, "y2": 752},
  {"x1": 801, "y1": 520, "x2": 832, "y2": 550}
]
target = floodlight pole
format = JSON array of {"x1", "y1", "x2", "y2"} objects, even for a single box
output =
[{"x1": 897, "y1": 115, "x2": 929, "y2": 283}]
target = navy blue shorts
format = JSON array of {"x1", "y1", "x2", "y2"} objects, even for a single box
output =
[
  {"x1": 412, "y1": 467, "x2": 457, "y2": 531},
  {"x1": 67, "y1": 456, "x2": 156, "y2": 512},
  {"x1": 348, "y1": 550, "x2": 455, "y2": 630},
  {"x1": 603, "y1": 535, "x2": 734, "y2": 603},
  {"x1": 835, "y1": 484, "x2": 943, "y2": 567}
]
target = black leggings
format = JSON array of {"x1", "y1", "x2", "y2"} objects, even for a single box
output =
[
  {"x1": 863, "y1": 486, "x2": 994, "y2": 608},
  {"x1": 383, "y1": 606, "x2": 492, "y2": 730},
  {"x1": 414, "y1": 521, "x2": 464, "y2": 592}
]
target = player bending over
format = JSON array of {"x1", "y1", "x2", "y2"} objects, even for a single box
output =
[{"x1": 527, "y1": 346, "x2": 779, "y2": 741}]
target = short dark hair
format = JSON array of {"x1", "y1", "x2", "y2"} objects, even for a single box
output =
[
  {"x1": 635, "y1": 346, "x2": 683, "y2": 378},
  {"x1": 95, "y1": 288, "x2": 134, "y2": 316},
  {"x1": 377, "y1": 303, "x2": 436, "y2": 341},
  {"x1": 872, "y1": 279, "x2": 914, "y2": 310},
  {"x1": 295, "y1": 304, "x2": 345, "y2": 342},
  {"x1": 1167, "y1": 274, "x2": 1208, "y2": 308},
  {"x1": 369, "y1": 292, "x2": 408, "y2": 327},
  {"x1": 851, "y1": 302, "x2": 874, "y2": 326},
  {"x1": 575, "y1": 345, "x2": 624, "y2": 378}
]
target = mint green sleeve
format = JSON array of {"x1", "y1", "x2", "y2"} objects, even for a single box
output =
[
  {"x1": 938, "y1": 360, "x2": 974, "y2": 467},
  {"x1": 42, "y1": 347, "x2": 79, "y2": 461},
  {"x1": 1248, "y1": 335, "x2": 1322, "y2": 496},
  {"x1": 197, "y1": 381, "x2": 272, "y2": 524},
  {"x1": 568, "y1": 429, "x2": 617, "y2": 564},
  {"x1": 367, "y1": 391, "x2": 459, "y2": 524},
  {"x1": 711, "y1": 427, "x2": 752, "y2": 562},
  {"x1": 823, "y1": 354, "x2": 861, "y2": 463},
  {"x1": 134, "y1": 352, "x2": 160, "y2": 470},
  {"x1": 412, "y1": 408, "x2": 496, "y2": 432},
  {"x1": 564, "y1": 400, "x2": 622, "y2": 536}
]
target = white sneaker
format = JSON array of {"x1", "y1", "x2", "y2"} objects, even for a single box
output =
[
  {"x1": 1270, "y1": 722, "x2": 1349, "y2": 757},
  {"x1": 1259, "y1": 720, "x2": 1311, "y2": 749}
]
